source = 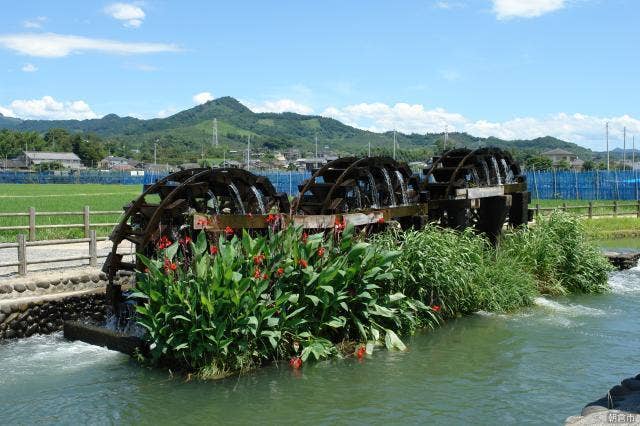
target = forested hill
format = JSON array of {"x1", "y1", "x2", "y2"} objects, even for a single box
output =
[{"x1": 0, "y1": 96, "x2": 594, "y2": 162}]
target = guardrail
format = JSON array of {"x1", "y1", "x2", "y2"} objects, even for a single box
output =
[
  {"x1": 533, "y1": 200, "x2": 640, "y2": 218},
  {"x1": 0, "y1": 206, "x2": 121, "y2": 241},
  {"x1": 0, "y1": 230, "x2": 110, "y2": 276}
]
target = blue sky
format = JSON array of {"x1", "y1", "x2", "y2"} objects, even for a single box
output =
[{"x1": 0, "y1": 0, "x2": 638, "y2": 149}]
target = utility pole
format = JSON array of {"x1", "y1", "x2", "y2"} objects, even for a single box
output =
[
  {"x1": 154, "y1": 139, "x2": 158, "y2": 167},
  {"x1": 444, "y1": 125, "x2": 448, "y2": 151},
  {"x1": 633, "y1": 135, "x2": 636, "y2": 168},
  {"x1": 212, "y1": 118, "x2": 218, "y2": 147},
  {"x1": 606, "y1": 122, "x2": 610, "y2": 171},
  {"x1": 368, "y1": 141, "x2": 371, "y2": 157},
  {"x1": 246, "y1": 135, "x2": 250, "y2": 170},
  {"x1": 623, "y1": 126, "x2": 626, "y2": 170},
  {"x1": 393, "y1": 130, "x2": 397, "y2": 160},
  {"x1": 315, "y1": 133, "x2": 318, "y2": 168}
]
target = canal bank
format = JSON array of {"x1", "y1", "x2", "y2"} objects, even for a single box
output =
[{"x1": 0, "y1": 261, "x2": 637, "y2": 424}]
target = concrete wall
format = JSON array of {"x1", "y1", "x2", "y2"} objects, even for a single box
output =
[{"x1": 0, "y1": 268, "x2": 133, "y2": 340}]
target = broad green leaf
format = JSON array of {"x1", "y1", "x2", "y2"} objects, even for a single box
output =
[
  {"x1": 384, "y1": 329, "x2": 406, "y2": 351},
  {"x1": 306, "y1": 295, "x2": 321, "y2": 306}
]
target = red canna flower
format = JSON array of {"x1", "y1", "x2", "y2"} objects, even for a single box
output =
[
  {"x1": 301, "y1": 232, "x2": 308, "y2": 243},
  {"x1": 356, "y1": 345, "x2": 366, "y2": 359},
  {"x1": 210, "y1": 245, "x2": 219, "y2": 255},
  {"x1": 224, "y1": 226, "x2": 234, "y2": 236},
  {"x1": 276, "y1": 267, "x2": 284, "y2": 277},
  {"x1": 432, "y1": 305, "x2": 441, "y2": 312},
  {"x1": 170, "y1": 262, "x2": 177, "y2": 271},
  {"x1": 262, "y1": 272, "x2": 268, "y2": 280},
  {"x1": 253, "y1": 253, "x2": 265, "y2": 265},
  {"x1": 317, "y1": 246, "x2": 325, "y2": 257},
  {"x1": 184, "y1": 236, "x2": 192, "y2": 244},
  {"x1": 157, "y1": 235, "x2": 172, "y2": 249},
  {"x1": 144, "y1": 267, "x2": 149, "y2": 273},
  {"x1": 266, "y1": 213, "x2": 278, "y2": 224},
  {"x1": 334, "y1": 217, "x2": 346, "y2": 233},
  {"x1": 377, "y1": 217, "x2": 385, "y2": 224},
  {"x1": 253, "y1": 268, "x2": 262, "y2": 279},
  {"x1": 289, "y1": 356, "x2": 302, "y2": 369},
  {"x1": 298, "y1": 259, "x2": 308, "y2": 268}
]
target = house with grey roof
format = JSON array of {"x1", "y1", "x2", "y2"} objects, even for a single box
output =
[
  {"x1": 541, "y1": 148, "x2": 584, "y2": 171},
  {"x1": 15, "y1": 151, "x2": 82, "y2": 169}
]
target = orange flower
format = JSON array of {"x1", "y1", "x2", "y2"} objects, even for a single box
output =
[
  {"x1": 289, "y1": 356, "x2": 302, "y2": 369},
  {"x1": 253, "y1": 254, "x2": 265, "y2": 265},
  {"x1": 224, "y1": 226, "x2": 234, "y2": 236},
  {"x1": 298, "y1": 259, "x2": 308, "y2": 268},
  {"x1": 334, "y1": 217, "x2": 346, "y2": 233},
  {"x1": 301, "y1": 232, "x2": 308, "y2": 243},
  {"x1": 262, "y1": 272, "x2": 268, "y2": 280},
  {"x1": 356, "y1": 345, "x2": 366, "y2": 359},
  {"x1": 432, "y1": 305, "x2": 441, "y2": 312},
  {"x1": 317, "y1": 246, "x2": 325, "y2": 257},
  {"x1": 276, "y1": 267, "x2": 284, "y2": 277},
  {"x1": 254, "y1": 268, "x2": 262, "y2": 279}
]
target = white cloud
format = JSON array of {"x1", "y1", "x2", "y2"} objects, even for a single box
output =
[
  {"x1": 434, "y1": 1, "x2": 464, "y2": 10},
  {"x1": 0, "y1": 33, "x2": 179, "y2": 58},
  {"x1": 193, "y1": 92, "x2": 214, "y2": 105},
  {"x1": 21, "y1": 63, "x2": 38, "y2": 72},
  {"x1": 0, "y1": 96, "x2": 98, "y2": 120},
  {"x1": 104, "y1": 3, "x2": 146, "y2": 28},
  {"x1": 248, "y1": 99, "x2": 314, "y2": 115},
  {"x1": 492, "y1": 0, "x2": 565, "y2": 19},
  {"x1": 23, "y1": 17, "x2": 47, "y2": 29},
  {"x1": 157, "y1": 107, "x2": 178, "y2": 118},
  {"x1": 320, "y1": 102, "x2": 640, "y2": 150},
  {"x1": 440, "y1": 69, "x2": 461, "y2": 81}
]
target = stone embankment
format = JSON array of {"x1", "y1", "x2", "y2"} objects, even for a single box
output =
[
  {"x1": 566, "y1": 374, "x2": 640, "y2": 425},
  {"x1": 0, "y1": 267, "x2": 133, "y2": 340}
]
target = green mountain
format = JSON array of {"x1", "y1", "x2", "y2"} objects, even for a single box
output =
[{"x1": 0, "y1": 97, "x2": 595, "y2": 164}]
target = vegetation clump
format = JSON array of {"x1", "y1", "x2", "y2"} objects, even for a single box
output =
[{"x1": 132, "y1": 212, "x2": 611, "y2": 378}]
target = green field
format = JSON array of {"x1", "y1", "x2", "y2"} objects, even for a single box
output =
[
  {"x1": 0, "y1": 185, "x2": 638, "y2": 242},
  {"x1": 0, "y1": 184, "x2": 142, "y2": 242}
]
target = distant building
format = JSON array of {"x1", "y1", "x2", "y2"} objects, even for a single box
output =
[
  {"x1": 16, "y1": 151, "x2": 82, "y2": 169},
  {"x1": 294, "y1": 156, "x2": 339, "y2": 172},
  {"x1": 100, "y1": 156, "x2": 133, "y2": 169},
  {"x1": 541, "y1": 149, "x2": 584, "y2": 171}
]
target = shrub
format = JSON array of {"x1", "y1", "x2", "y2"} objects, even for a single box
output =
[
  {"x1": 500, "y1": 211, "x2": 612, "y2": 295},
  {"x1": 375, "y1": 225, "x2": 538, "y2": 315},
  {"x1": 132, "y1": 224, "x2": 426, "y2": 377}
]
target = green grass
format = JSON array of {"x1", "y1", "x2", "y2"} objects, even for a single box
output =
[
  {"x1": 0, "y1": 184, "x2": 141, "y2": 242},
  {"x1": 531, "y1": 199, "x2": 639, "y2": 216}
]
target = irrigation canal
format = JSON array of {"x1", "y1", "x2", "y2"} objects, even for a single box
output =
[{"x1": 1, "y1": 246, "x2": 639, "y2": 424}]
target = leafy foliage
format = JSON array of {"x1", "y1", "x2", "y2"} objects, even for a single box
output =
[
  {"x1": 500, "y1": 211, "x2": 612, "y2": 295},
  {"x1": 132, "y1": 212, "x2": 611, "y2": 378},
  {"x1": 133, "y1": 224, "x2": 427, "y2": 376}
]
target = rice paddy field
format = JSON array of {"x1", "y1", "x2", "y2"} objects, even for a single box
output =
[
  {"x1": 0, "y1": 184, "x2": 142, "y2": 242},
  {"x1": 0, "y1": 184, "x2": 637, "y2": 242}
]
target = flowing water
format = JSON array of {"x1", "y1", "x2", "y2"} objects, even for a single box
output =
[
  {"x1": 394, "y1": 171, "x2": 409, "y2": 205},
  {"x1": 381, "y1": 168, "x2": 396, "y2": 207},
  {"x1": 481, "y1": 160, "x2": 492, "y2": 185},
  {"x1": 228, "y1": 183, "x2": 246, "y2": 215},
  {"x1": 490, "y1": 157, "x2": 503, "y2": 185},
  {"x1": 1, "y1": 260, "x2": 639, "y2": 424},
  {"x1": 206, "y1": 190, "x2": 220, "y2": 215},
  {"x1": 249, "y1": 185, "x2": 266, "y2": 214},
  {"x1": 366, "y1": 171, "x2": 380, "y2": 208}
]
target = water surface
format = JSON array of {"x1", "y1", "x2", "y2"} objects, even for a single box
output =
[{"x1": 1, "y1": 267, "x2": 639, "y2": 425}]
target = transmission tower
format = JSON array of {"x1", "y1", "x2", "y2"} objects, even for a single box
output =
[{"x1": 212, "y1": 118, "x2": 219, "y2": 147}]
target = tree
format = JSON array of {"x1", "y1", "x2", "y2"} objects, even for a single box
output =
[
  {"x1": 582, "y1": 160, "x2": 595, "y2": 171},
  {"x1": 525, "y1": 155, "x2": 553, "y2": 171},
  {"x1": 71, "y1": 134, "x2": 106, "y2": 167},
  {"x1": 556, "y1": 159, "x2": 571, "y2": 171}
]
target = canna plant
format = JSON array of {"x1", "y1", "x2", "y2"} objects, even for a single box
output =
[{"x1": 132, "y1": 222, "x2": 423, "y2": 377}]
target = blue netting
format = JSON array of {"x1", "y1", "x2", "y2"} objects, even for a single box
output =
[
  {"x1": 0, "y1": 170, "x2": 312, "y2": 196},
  {"x1": 525, "y1": 170, "x2": 640, "y2": 200}
]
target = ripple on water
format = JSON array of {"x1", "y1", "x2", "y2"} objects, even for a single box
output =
[{"x1": 608, "y1": 267, "x2": 640, "y2": 294}]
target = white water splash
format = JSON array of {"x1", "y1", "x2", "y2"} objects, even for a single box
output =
[
  {"x1": 608, "y1": 268, "x2": 640, "y2": 295},
  {"x1": 533, "y1": 297, "x2": 605, "y2": 317}
]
